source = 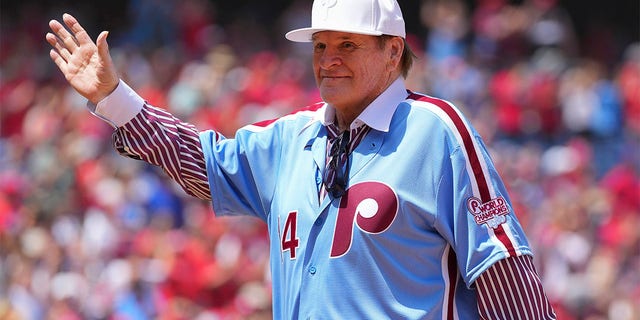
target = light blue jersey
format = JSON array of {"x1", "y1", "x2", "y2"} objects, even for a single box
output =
[{"x1": 199, "y1": 78, "x2": 532, "y2": 319}]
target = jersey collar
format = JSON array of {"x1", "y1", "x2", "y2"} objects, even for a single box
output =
[{"x1": 318, "y1": 77, "x2": 407, "y2": 132}]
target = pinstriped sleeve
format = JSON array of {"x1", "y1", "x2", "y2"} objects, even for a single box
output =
[
  {"x1": 113, "y1": 104, "x2": 212, "y2": 200},
  {"x1": 475, "y1": 255, "x2": 557, "y2": 319}
]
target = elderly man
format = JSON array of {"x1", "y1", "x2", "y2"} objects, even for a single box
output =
[{"x1": 47, "y1": 0, "x2": 556, "y2": 318}]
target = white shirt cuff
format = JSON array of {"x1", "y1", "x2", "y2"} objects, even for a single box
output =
[{"x1": 87, "y1": 80, "x2": 145, "y2": 128}]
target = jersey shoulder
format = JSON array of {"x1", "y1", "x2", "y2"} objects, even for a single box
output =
[
  {"x1": 403, "y1": 90, "x2": 480, "y2": 142},
  {"x1": 241, "y1": 102, "x2": 325, "y2": 133},
  {"x1": 405, "y1": 91, "x2": 468, "y2": 125}
]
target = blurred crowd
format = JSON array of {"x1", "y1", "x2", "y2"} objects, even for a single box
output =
[{"x1": 1, "y1": 0, "x2": 638, "y2": 319}]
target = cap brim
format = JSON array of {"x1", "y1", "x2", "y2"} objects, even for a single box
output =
[{"x1": 285, "y1": 27, "x2": 383, "y2": 42}]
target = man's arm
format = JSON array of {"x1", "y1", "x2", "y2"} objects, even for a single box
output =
[
  {"x1": 475, "y1": 255, "x2": 556, "y2": 319},
  {"x1": 48, "y1": 14, "x2": 212, "y2": 200},
  {"x1": 113, "y1": 102, "x2": 212, "y2": 200}
]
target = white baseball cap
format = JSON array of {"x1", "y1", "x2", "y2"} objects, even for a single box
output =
[{"x1": 285, "y1": 0, "x2": 406, "y2": 42}]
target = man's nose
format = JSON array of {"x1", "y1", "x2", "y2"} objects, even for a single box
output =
[{"x1": 318, "y1": 48, "x2": 342, "y2": 69}]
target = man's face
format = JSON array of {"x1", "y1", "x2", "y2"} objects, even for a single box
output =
[{"x1": 312, "y1": 31, "x2": 398, "y2": 114}]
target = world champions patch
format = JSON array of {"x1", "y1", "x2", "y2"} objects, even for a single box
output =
[{"x1": 467, "y1": 196, "x2": 510, "y2": 229}]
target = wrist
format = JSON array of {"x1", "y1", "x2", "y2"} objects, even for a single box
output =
[{"x1": 92, "y1": 80, "x2": 145, "y2": 127}]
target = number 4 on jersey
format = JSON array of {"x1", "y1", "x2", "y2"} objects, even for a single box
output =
[{"x1": 281, "y1": 211, "x2": 299, "y2": 259}]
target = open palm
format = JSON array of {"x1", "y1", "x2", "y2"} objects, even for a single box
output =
[{"x1": 46, "y1": 13, "x2": 119, "y2": 104}]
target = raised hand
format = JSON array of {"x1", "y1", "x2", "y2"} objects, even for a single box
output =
[{"x1": 46, "y1": 13, "x2": 119, "y2": 104}]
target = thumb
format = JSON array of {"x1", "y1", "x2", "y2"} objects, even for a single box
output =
[
  {"x1": 96, "y1": 31, "x2": 111, "y2": 61},
  {"x1": 94, "y1": 31, "x2": 120, "y2": 100}
]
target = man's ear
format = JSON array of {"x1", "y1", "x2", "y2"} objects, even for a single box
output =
[{"x1": 389, "y1": 36, "x2": 404, "y2": 66}]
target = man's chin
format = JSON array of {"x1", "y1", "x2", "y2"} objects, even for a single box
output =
[{"x1": 319, "y1": 85, "x2": 347, "y2": 101}]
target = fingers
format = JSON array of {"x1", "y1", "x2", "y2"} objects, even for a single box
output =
[
  {"x1": 49, "y1": 49, "x2": 68, "y2": 75},
  {"x1": 48, "y1": 13, "x2": 94, "y2": 55},
  {"x1": 45, "y1": 32, "x2": 71, "y2": 62},
  {"x1": 62, "y1": 13, "x2": 93, "y2": 45},
  {"x1": 48, "y1": 19, "x2": 78, "y2": 55}
]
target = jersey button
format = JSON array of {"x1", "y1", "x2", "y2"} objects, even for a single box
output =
[
  {"x1": 314, "y1": 218, "x2": 323, "y2": 226},
  {"x1": 309, "y1": 266, "x2": 317, "y2": 275}
]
